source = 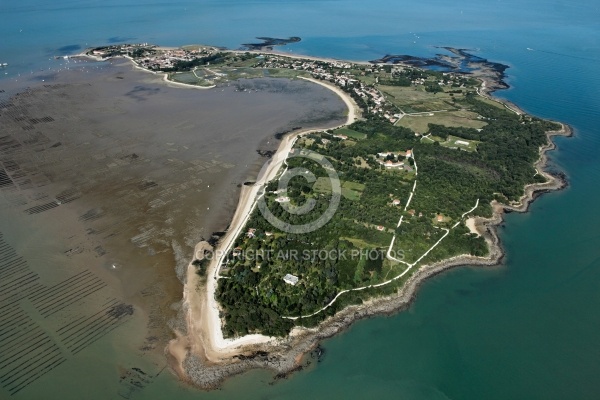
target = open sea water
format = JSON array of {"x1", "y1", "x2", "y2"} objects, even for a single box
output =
[{"x1": 1, "y1": 0, "x2": 599, "y2": 398}]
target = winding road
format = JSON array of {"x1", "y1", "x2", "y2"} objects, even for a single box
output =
[{"x1": 283, "y1": 151, "x2": 479, "y2": 320}]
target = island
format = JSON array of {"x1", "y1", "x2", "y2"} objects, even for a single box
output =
[{"x1": 84, "y1": 42, "x2": 571, "y2": 388}]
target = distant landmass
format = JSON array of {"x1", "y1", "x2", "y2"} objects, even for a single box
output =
[{"x1": 241, "y1": 36, "x2": 302, "y2": 51}]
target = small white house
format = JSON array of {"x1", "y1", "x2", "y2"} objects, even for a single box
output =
[{"x1": 283, "y1": 274, "x2": 299, "y2": 286}]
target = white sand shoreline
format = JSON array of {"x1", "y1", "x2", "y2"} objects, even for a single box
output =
[
  {"x1": 152, "y1": 66, "x2": 361, "y2": 370},
  {"x1": 465, "y1": 217, "x2": 480, "y2": 236},
  {"x1": 189, "y1": 78, "x2": 359, "y2": 356}
]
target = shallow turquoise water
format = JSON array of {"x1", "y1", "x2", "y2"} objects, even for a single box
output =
[{"x1": 1, "y1": 1, "x2": 599, "y2": 398}]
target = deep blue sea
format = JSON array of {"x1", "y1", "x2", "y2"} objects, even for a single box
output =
[{"x1": 1, "y1": 1, "x2": 599, "y2": 398}]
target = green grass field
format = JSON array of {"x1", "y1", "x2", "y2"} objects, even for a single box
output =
[
  {"x1": 341, "y1": 180, "x2": 365, "y2": 200},
  {"x1": 313, "y1": 178, "x2": 364, "y2": 200},
  {"x1": 420, "y1": 134, "x2": 480, "y2": 152},
  {"x1": 397, "y1": 110, "x2": 487, "y2": 134},
  {"x1": 342, "y1": 181, "x2": 366, "y2": 191},
  {"x1": 379, "y1": 85, "x2": 459, "y2": 113},
  {"x1": 334, "y1": 127, "x2": 367, "y2": 140},
  {"x1": 339, "y1": 236, "x2": 381, "y2": 249},
  {"x1": 477, "y1": 96, "x2": 507, "y2": 110},
  {"x1": 440, "y1": 135, "x2": 480, "y2": 152},
  {"x1": 341, "y1": 187, "x2": 362, "y2": 201},
  {"x1": 313, "y1": 177, "x2": 332, "y2": 194}
]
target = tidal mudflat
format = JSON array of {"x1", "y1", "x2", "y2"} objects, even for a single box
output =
[{"x1": 0, "y1": 59, "x2": 346, "y2": 398}]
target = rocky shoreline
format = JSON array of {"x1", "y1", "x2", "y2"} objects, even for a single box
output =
[{"x1": 178, "y1": 84, "x2": 572, "y2": 389}]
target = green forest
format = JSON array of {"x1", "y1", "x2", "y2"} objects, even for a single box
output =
[{"x1": 212, "y1": 68, "x2": 560, "y2": 337}]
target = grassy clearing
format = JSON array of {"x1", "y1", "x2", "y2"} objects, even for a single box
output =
[
  {"x1": 341, "y1": 187, "x2": 362, "y2": 201},
  {"x1": 421, "y1": 134, "x2": 480, "y2": 152},
  {"x1": 397, "y1": 110, "x2": 487, "y2": 134},
  {"x1": 440, "y1": 135, "x2": 480, "y2": 152},
  {"x1": 341, "y1": 180, "x2": 365, "y2": 200},
  {"x1": 340, "y1": 236, "x2": 381, "y2": 249},
  {"x1": 334, "y1": 127, "x2": 367, "y2": 140},
  {"x1": 342, "y1": 181, "x2": 366, "y2": 191},
  {"x1": 379, "y1": 85, "x2": 459, "y2": 113},
  {"x1": 313, "y1": 178, "x2": 364, "y2": 200},
  {"x1": 353, "y1": 156, "x2": 371, "y2": 169},
  {"x1": 477, "y1": 96, "x2": 506, "y2": 110},
  {"x1": 313, "y1": 176, "x2": 332, "y2": 194}
]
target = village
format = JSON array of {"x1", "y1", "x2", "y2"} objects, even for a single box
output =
[{"x1": 86, "y1": 43, "x2": 471, "y2": 127}]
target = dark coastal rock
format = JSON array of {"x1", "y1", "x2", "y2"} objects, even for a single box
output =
[
  {"x1": 241, "y1": 37, "x2": 301, "y2": 51},
  {"x1": 257, "y1": 149, "x2": 276, "y2": 158},
  {"x1": 370, "y1": 47, "x2": 511, "y2": 92},
  {"x1": 274, "y1": 126, "x2": 302, "y2": 140},
  {"x1": 207, "y1": 231, "x2": 226, "y2": 247}
]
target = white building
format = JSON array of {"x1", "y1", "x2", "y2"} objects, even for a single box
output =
[{"x1": 283, "y1": 274, "x2": 299, "y2": 285}]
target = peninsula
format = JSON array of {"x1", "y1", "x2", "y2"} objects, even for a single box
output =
[{"x1": 84, "y1": 43, "x2": 571, "y2": 388}]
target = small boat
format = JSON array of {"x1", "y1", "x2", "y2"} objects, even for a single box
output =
[{"x1": 0, "y1": 63, "x2": 7, "y2": 67}]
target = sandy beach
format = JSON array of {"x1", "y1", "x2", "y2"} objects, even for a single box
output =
[
  {"x1": 167, "y1": 74, "x2": 360, "y2": 371},
  {"x1": 465, "y1": 218, "x2": 481, "y2": 236}
]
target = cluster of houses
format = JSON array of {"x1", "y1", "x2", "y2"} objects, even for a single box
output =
[
  {"x1": 258, "y1": 57, "x2": 353, "y2": 73},
  {"x1": 134, "y1": 47, "x2": 212, "y2": 70},
  {"x1": 89, "y1": 43, "x2": 152, "y2": 58},
  {"x1": 245, "y1": 228, "x2": 274, "y2": 239},
  {"x1": 405, "y1": 209, "x2": 446, "y2": 223},
  {"x1": 255, "y1": 56, "x2": 397, "y2": 119},
  {"x1": 89, "y1": 44, "x2": 216, "y2": 70},
  {"x1": 375, "y1": 150, "x2": 414, "y2": 171}
]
